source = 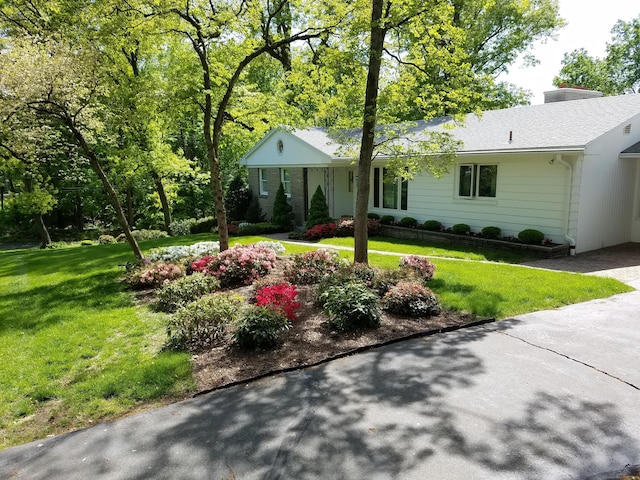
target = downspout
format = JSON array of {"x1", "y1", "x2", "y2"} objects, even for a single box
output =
[{"x1": 556, "y1": 154, "x2": 577, "y2": 255}]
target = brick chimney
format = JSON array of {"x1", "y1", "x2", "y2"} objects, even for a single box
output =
[{"x1": 544, "y1": 87, "x2": 604, "y2": 103}]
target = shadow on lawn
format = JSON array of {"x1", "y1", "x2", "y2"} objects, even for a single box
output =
[{"x1": 3, "y1": 320, "x2": 637, "y2": 480}]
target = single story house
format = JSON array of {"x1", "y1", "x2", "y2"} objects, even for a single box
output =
[{"x1": 240, "y1": 88, "x2": 640, "y2": 254}]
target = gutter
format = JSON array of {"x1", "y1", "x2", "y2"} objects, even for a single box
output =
[{"x1": 555, "y1": 154, "x2": 577, "y2": 255}]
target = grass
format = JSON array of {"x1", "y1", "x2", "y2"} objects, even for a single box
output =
[{"x1": 0, "y1": 233, "x2": 632, "y2": 449}]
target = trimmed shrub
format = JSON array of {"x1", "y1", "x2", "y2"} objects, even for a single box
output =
[
  {"x1": 382, "y1": 281, "x2": 440, "y2": 317},
  {"x1": 191, "y1": 243, "x2": 277, "y2": 287},
  {"x1": 271, "y1": 183, "x2": 294, "y2": 231},
  {"x1": 245, "y1": 196, "x2": 267, "y2": 224},
  {"x1": 306, "y1": 185, "x2": 331, "y2": 228},
  {"x1": 287, "y1": 229, "x2": 306, "y2": 240},
  {"x1": 233, "y1": 306, "x2": 290, "y2": 349},
  {"x1": 155, "y1": 272, "x2": 221, "y2": 312},
  {"x1": 380, "y1": 215, "x2": 395, "y2": 225},
  {"x1": 283, "y1": 248, "x2": 344, "y2": 285},
  {"x1": 98, "y1": 235, "x2": 116, "y2": 245},
  {"x1": 224, "y1": 175, "x2": 252, "y2": 222},
  {"x1": 399, "y1": 255, "x2": 435, "y2": 281},
  {"x1": 166, "y1": 293, "x2": 243, "y2": 351},
  {"x1": 423, "y1": 220, "x2": 442, "y2": 231},
  {"x1": 191, "y1": 217, "x2": 217, "y2": 234},
  {"x1": 451, "y1": 223, "x2": 471, "y2": 235},
  {"x1": 80, "y1": 240, "x2": 94, "y2": 246},
  {"x1": 367, "y1": 212, "x2": 380, "y2": 219},
  {"x1": 399, "y1": 217, "x2": 418, "y2": 228},
  {"x1": 482, "y1": 226, "x2": 502, "y2": 239},
  {"x1": 131, "y1": 229, "x2": 170, "y2": 241},
  {"x1": 255, "y1": 283, "x2": 301, "y2": 321},
  {"x1": 170, "y1": 219, "x2": 196, "y2": 236},
  {"x1": 518, "y1": 228, "x2": 544, "y2": 245},
  {"x1": 305, "y1": 222, "x2": 337, "y2": 240},
  {"x1": 316, "y1": 262, "x2": 378, "y2": 306},
  {"x1": 322, "y1": 281, "x2": 381, "y2": 332}
]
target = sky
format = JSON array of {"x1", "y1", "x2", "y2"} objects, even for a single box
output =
[{"x1": 499, "y1": 0, "x2": 640, "y2": 104}]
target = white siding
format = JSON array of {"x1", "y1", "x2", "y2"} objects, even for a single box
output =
[
  {"x1": 242, "y1": 130, "x2": 334, "y2": 167},
  {"x1": 368, "y1": 154, "x2": 570, "y2": 243},
  {"x1": 632, "y1": 162, "x2": 640, "y2": 243},
  {"x1": 333, "y1": 167, "x2": 354, "y2": 218},
  {"x1": 576, "y1": 123, "x2": 640, "y2": 253}
]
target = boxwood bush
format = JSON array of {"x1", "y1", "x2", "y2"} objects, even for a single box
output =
[
  {"x1": 518, "y1": 228, "x2": 544, "y2": 245},
  {"x1": 399, "y1": 217, "x2": 418, "y2": 228},
  {"x1": 322, "y1": 281, "x2": 381, "y2": 332},
  {"x1": 451, "y1": 223, "x2": 471, "y2": 235},
  {"x1": 481, "y1": 226, "x2": 502, "y2": 239},
  {"x1": 380, "y1": 215, "x2": 395, "y2": 225},
  {"x1": 423, "y1": 220, "x2": 442, "y2": 231}
]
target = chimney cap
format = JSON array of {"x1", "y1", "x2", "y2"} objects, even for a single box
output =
[{"x1": 544, "y1": 87, "x2": 603, "y2": 103}]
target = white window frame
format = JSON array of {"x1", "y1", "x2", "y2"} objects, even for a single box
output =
[
  {"x1": 456, "y1": 164, "x2": 497, "y2": 199},
  {"x1": 259, "y1": 168, "x2": 268, "y2": 196},
  {"x1": 280, "y1": 168, "x2": 291, "y2": 198}
]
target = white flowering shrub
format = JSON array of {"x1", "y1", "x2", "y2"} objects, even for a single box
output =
[
  {"x1": 253, "y1": 241, "x2": 285, "y2": 255},
  {"x1": 147, "y1": 241, "x2": 220, "y2": 263}
]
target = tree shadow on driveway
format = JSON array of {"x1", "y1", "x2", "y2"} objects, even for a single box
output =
[{"x1": 2, "y1": 320, "x2": 638, "y2": 480}]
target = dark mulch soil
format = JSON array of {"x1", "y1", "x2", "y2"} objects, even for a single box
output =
[{"x1": 189, "y1": 283, "x2": 481, "y2": 393}]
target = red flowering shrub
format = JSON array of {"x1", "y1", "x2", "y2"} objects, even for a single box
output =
[
  {"x1": 283, "y1": 249, "x2": 343, "y2": 284},
  {"x1": 255, "y1": 283, "x2": 301, "y2": 321},
  {"x1": 191, "y1": 243, "x2": 277, "y2": 287},
  {"x1": 305, "y1": 222, "x2": 337, "y2": 240},
  {"x1": 399, "y1": 255, "x2": 435, "y2": 281}
]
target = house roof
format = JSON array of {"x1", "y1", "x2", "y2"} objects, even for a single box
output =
[{"x1": 287, "y1": 94, "x2": 640, "y2": 157}]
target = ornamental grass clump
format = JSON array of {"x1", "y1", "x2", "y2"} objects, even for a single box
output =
[
  {"x1": 399, "y1": 255, "x2": 435, "y2": 282},
  {"x1": 166, "y1": 293, "x2": 244, "y2": 352},
  {"x1": 255, "y1": 283, "x2": 301, "y2": 321},
  {"x1": 322, "y1": 281, "x2": 381, "y2": 332},
  {"x1": 283, "y1": 248, "x2": 344, "y2": 284},
  {"x1": 155, "y1": 272, "x2": 221, "y2": 312},
  {"x1": 233, "y1": 306, "x2": 290, "y2": 349},
  {"x1": 192, "y1": 243, "x2": 277, "y2": 287},
  {"x1": 381, "y1": 281, "x2": 441, "y2": 317}
]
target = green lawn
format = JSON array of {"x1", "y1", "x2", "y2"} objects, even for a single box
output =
[{"x1": 0, "y1": 233, "x2": 632, "y2": 449}]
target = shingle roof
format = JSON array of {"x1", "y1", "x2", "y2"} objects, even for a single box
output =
[
  {"x1": 621, "y1": 140, "x2": 640, "y2": 154},
  {"x1": 290, "y1": 94, "x2": 640, "y2": 156}
]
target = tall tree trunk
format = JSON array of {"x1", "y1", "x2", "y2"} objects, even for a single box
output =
[
  {"x1": 354, "y1": 0, "x2": 387, "y2": 264},
  {"x1": 126, "y1": 186, "x2": 134, "y2": 227},
  {"x1": 152, "y1": 172, "x2": 172, "y2": 233},
  {"x1": 75, "y1": 189, "x2": 84, "y2": 231},
  {"x1": 66, "y1": 121, "x2": 144, "y2": 260},
  {"x1": 34, "y1": 213, "x2": 52, "y2": 248}
]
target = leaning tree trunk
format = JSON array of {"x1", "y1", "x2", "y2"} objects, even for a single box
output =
[
  {"x1": 152, "y1": 172, "x2": 172, "y2": 233},
  {"x1": 66, "y1": 121, "x2": 144, "y2": 260},
  {"x1": 354, "y1": 0, "x2": 387, "y2": 264},
  {"x1": 34, "y1": 213, "x2": 52, "y2": 248}
]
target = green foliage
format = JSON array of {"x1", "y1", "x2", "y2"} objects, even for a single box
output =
[
  {"x1": 423, "y1": 220, "x2": 442, "y2": 231},
  {"x1": 131, "y1": 229, "x2": 170, "y2": 241},
  {"x1": 156, "y1": 273, "x2": 221, "y2": 313},
  {"x1": 518, "y1": 228, "x2": 544, "y2": 245},
  {"x1": 190, "y1": 217, "x2": 217, "y2": 234},
  {"x1": 170, "y1": 219, "x2": 196, "y2": 236},
  {"x1": 224, "y1": 176, "x2": 252, "y2": 222},
  {"x1": 166, "y1": 293, "x2": 243, "y2": 352},
  {"x1": 306, "y1": 185, "x2": 331, "y2": 228},
  {"x1": 233, "y1": 306, "x2": 290, "y2": 349},
  {"x1": 452, "y1": 223, "x2": 471, "y2": 235},
  {"x1": 482, "y1": 226, "x2": 502, "y2": 239},
  {"x1": 380, "y1": 215, "x2": 395, "y2": 225},
  {"x1": 381, "y1": 281, "x2": 440, "y2": 317},
  {"x1": 98, "y1": 235, "x2": 117, "y2": 244},
  {"x1": 245, "y1": 196, "x2": 266, "y2": 224},
  {"x1": 271, "y1": 183, "x2": 294, "y2": 231},
  {"x1": 80, "y1": 240, "x2": 94, "y2": 246},
  {"x1": 322, "y1": 281, "x2": 381, "y2": 332},
  {"x1": 399, "y1": 217, "x2": 418, "y2": 228},
  {"x1": 372, "y1": 267, "x2": 420, "y2": 297},
  {"x1": 367, "y1": 212, "x2": 380, "y2": 219}
]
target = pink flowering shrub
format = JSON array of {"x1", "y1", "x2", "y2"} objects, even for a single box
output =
[
  {"x1": 381, "y1": 281, "x2": 440, "y2": 317},
  {"x1": 305, "y1": 222, "x2": 337, "y2": 240},
  {"x1": 127, "y1": 262, "x2": 184, "y2": 289},
  {"x1": 255, "y1": 283, "x2": 301, "y2": 321},
  {"x1": 399, "y1": 255, "x2": 435, "y2": 281},
  {"x1": 191, "y1": 243, "x2": 277, "y2": 287},
  {"x1": 335, "y1": 218, "x2": 381, "y2": 237},
  {"x1": 283, "y1": 249, "x2": 343, "y2": 284}
]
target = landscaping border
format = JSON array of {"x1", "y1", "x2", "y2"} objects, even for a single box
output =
[{"x1": 379, "y1": 225, "x2": 570, "y2": 259}]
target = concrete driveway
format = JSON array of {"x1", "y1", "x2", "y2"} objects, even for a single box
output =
[{"x1": 1, "y1": 244, "x2": 639, "y2": 480}]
